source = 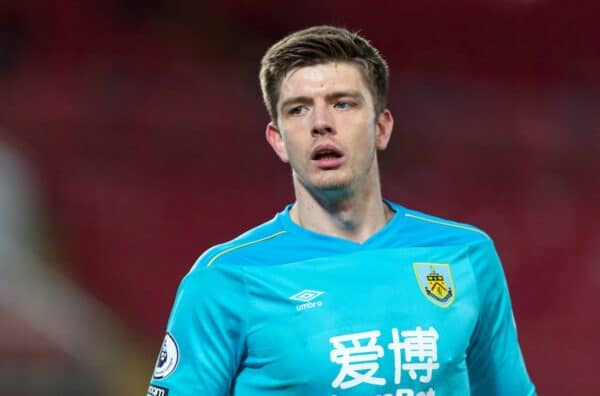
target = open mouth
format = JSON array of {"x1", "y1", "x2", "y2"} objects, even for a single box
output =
[
  {"x1": 311, "y1": 146, "x2": 343, "y2": 160},
  {"x1": 311, "y1": 145, "x2": 344, "y2": 168}
]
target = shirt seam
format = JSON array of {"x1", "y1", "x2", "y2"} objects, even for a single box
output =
[
  {"x1": 404, "y1": 213, "x2": 491, "y2": 239},
  {"x1": 465, "y1": 238, "x2": 494, "y2": 354},
  {"x1": 206, "y1": 230, "x2": 287, "y2": 267},
  {"x1": 235, "y1": 264, "x2": 250, "y2": 383},
  {"x1": 466, "y1": 242, "x2": 483, "y2": 320}
]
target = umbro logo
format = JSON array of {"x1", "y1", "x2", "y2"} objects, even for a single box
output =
[
  {"x1": 290, "y1": 289, "x2": 324, "y2": 302},
  {"x1": 290, "y1": 289, "x2": 324, "y2": 311}
]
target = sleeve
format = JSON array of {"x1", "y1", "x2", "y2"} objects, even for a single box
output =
[
  {"x1": 466, "y1": 239, "x2": 536, "y2": 395},
  {"x1": 147, "y1": 263, "x2": 247, "y2": 396}
]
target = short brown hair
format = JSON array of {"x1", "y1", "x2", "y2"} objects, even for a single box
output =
[{"x1": 259, "y1": 25, "x2": 389, "y2": 123}]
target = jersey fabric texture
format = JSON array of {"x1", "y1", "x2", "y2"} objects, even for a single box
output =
[{"x1": 149, "y1": 201, "x2": 535, "y2": 396}]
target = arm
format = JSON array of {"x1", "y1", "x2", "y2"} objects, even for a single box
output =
[
  {"x1": 466, "y1": 239, "x2": 536, "y2": 395},
  {"x1": 148, "y1": 264, "x2": 247, "y2": 395}
]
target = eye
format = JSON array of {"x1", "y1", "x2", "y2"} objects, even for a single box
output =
[
  {"x1": 288, "y1": 106, "x2": 307, "y2": 116},
  {"x1": 334, "y1": 101, "x2": 354, "y2": 110}
]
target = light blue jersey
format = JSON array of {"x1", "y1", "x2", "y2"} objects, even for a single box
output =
[{"x1": 148, "y1": 201, "x2": 535, "y2": 396}]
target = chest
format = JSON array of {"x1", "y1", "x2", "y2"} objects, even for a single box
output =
[{"x1": 236, "y1": 248, "x2": 478, "y2": 395}]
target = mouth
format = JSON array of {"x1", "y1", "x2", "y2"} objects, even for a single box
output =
[{"x1": 311, "y1": 145, "x2": 344, "y2": 169}]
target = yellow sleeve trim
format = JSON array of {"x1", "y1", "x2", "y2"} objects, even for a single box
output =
[
  {"x1": 206, "y1": 230, "x2": 287, "y2": 267},
  {"x1": 404, "y1": 213, "x2": 490, "y2": 239}
]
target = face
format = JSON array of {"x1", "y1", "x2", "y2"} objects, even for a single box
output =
[{"x1": 266, "y1": 62, "x2": 393, "y2": 198}]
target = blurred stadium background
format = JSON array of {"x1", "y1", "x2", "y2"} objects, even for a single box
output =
[{"x1": 0, "y1": 1, "x2": 598, "y2": 395}]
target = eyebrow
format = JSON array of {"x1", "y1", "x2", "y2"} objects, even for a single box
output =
[{"x1": 280, "y1": 90, "x2": 365, "y2": 111}]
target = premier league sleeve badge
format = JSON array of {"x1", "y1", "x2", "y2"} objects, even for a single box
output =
[{"x1": 152, "y1": 332, "x2": 179, "y2": 379}]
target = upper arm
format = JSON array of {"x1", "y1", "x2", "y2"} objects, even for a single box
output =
[
  {"x1": 148, "y1": 265, "x2": 247, "y2": 396},
  {"x1": 466, "y1": 240, "x2": 536, "y2": 395}
]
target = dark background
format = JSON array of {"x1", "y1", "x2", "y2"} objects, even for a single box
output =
[{"x1": 0, "y1": 1, "x2": 598, "y2": 394}]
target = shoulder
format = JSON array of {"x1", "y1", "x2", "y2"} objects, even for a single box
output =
[
  {"x1": 391, "y1": 202, "x2": 492, "y2": 246},
  {"x1": 189, "y1": 213, "x2": 288, "y2": 273}
]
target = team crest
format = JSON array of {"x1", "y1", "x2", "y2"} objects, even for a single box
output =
[{"x1": 413, "y1": 263, "x2": 455, "y2": 308}]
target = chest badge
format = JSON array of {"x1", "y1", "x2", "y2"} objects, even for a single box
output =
[{"x1": 413, "y1": 263, "x2": 455, "y2": 308}]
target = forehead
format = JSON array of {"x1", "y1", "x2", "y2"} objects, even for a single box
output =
[{"x1": 278, "y1": 62, "x2": 371, "y2": 103}]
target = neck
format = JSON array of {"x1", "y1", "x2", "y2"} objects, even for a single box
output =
[{"x1": 289, "y1": 173, "x2": 393, "y2": 243}]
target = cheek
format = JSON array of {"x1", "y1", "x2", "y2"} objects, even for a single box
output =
[
  {"x1": 281, "y1": 135, "x2": 306, "y2": 166},
  {"x1": 355, "y1": 121, "x2": 377, "y2": 147},
  {"x1": 353, "y1": 125, "x2": 378, "y2": 165}
]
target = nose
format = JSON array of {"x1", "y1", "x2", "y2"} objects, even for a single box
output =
[{"x1": 311, "y1": 103, "x2": 334, "y2": 136}]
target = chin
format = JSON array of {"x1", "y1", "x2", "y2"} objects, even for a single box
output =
[
  {"x1": 313, "y1": 173, "x2": 346, "y2": 186},
  {"x1": 312, "y1": 177, "x2": 354, "y2": 194},
  {"x1": 295, "y1": 170, "x2": 354, "y2": 197}
]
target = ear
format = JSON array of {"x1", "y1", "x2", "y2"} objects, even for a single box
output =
[
  {"x1": 375, "y1": 109, "x2": 394, "y2": 150},
  {"x1": 265, "y1": 122, "x2": 289, "y2": 163}
]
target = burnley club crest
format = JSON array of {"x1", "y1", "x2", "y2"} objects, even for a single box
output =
[{"x1": 413, "y1": 263, "x2": 455, "y2": 308}]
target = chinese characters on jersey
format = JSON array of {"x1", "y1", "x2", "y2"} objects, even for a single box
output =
[{"x1": 330, "y1": 326, "x2": 439, "y2": 396}]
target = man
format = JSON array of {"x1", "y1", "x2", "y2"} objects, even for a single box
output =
[{"x1": 148, "y1": 26, "x2": 535, "y2": 396}]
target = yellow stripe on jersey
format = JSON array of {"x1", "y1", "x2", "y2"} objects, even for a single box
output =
[
  {"x1": 404, "y1": 213, "x2": 490, "y2": 239},
  {"x1": 206, "y1": 231, "x2": 287, "y2": 267}
]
